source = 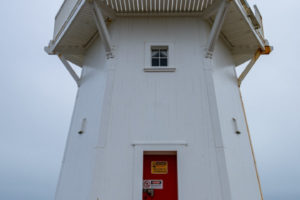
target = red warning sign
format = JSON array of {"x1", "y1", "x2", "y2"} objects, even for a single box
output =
[
  {"x1": 143, "y1": 180, "x2": 151, "y2": 189},
  {"x1": 143, "y1": 180, "x2": 163, "y2": 189}
]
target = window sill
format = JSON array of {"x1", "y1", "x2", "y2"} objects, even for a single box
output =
[{"x1": 144, "y1": 67, "x2": 176, "y2": 72}]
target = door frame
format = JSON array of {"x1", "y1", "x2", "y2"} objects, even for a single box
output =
[{"x1": 131, "y1": 141, "x2": 187, "y2": 200}]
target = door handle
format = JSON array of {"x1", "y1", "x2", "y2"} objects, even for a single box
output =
[{"x1": 143, "y1": 189, "x2": 155, "y2": 197}]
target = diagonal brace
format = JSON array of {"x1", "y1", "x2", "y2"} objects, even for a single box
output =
[
  {"x1": 205, "y1": 0, "x2": 231, "y2": 59},
  {"x1": 237, "y1": 46, "x2": 272, "y2": 87},
  {"x1": 58, "y1": 55, "x2": 80, "y2": 87},
  {"x1": 237, "y1": 49, "x2": 261, "y2": 87},
  {"x1": 91, "y1": 0, "x2": 114, "y2": 58}
]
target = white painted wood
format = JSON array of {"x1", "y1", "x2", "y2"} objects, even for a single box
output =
[
  {"x1": 55, "y1": 39, "x2": 109, "y2": 199},
  {"x1": 205, "y1": 0, "x2": 230, "y2": 58},
  {"x1": 238, "y1": 49, "x2": 261, "y2": 86},
  {"x1": 52, "y1": 16, "x2": 263, "y2": 200},
  {"x1": 58, "y1": 55, "x2": 80, "y2": 86},
  {"x1": 104, "y1": 0, "x2": 215, "y2": 12},
  {"x1": 132, "y1": 141, "x2": 188, "y2": 146},
  {"x1": 144, "y1": 67, "x2": 176, "y2": 72},
  {"x1": 201, "y1": 0, "x2": 222, "y2": 19},
  {"x1": 48, "y1": 0, "x2": 268, "y2": 66},
  {"x1": 51, "y1": 0, "x2": 86, "y2": 54},
  {"x1": 202, "y1": 57, "x2": 232, "y2": 199},
  {"x1": 92, "y1": 1, "x2": 114, "y2": 58},
  {"x1": 212, "y1": 38, "x2": 262, "y2": 199},
  {"x1": 54, "y1": 0, "x2": 83, "y2": 39},
  {"x1": 233, "y1": 0, "x2": 265, "y2": 50}
]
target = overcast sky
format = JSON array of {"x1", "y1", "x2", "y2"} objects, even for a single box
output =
[{"x1": 0, "y1": 0, "x2": 299, "y2": 200}]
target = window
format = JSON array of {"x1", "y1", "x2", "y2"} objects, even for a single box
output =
[
  {"x1": 144, "y1": 42, "x2": 175, "y2": 72},
  {"x1": 151, "y1": 46, "x2": 168, "y2": 67}
]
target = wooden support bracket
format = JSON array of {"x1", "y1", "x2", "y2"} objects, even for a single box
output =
[
  {"x1": 238, "y1": 46, "x2": 272, "y2": 87},
  {"x1": 205, "y1": 0, "x2": 231, "y2": 59},
  {"x1": 58, "y1": 55, "x2": 80, "y2": 87},
  {"x1": 91, "y1": 0, "x2": 114, "y2": 59}
]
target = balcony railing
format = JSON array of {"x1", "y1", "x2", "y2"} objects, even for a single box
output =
[
  {"x1": 236, "y1": 0, "x2": 265, "y2": 41},
  {"x1": 51, "y1": 0, "x2": 266, "y2": 55},
  {"x1": 54, "y1": 0, "x2": 83, "y2": 39}
]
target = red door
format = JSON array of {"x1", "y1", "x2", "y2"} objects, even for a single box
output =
[{"x1": 143, "y1": 154, "x2": 178, "y2": 200}]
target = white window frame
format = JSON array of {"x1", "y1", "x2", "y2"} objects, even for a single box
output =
[{"x1": 144, "y1": 42, "x2": 176, "y2": 72}]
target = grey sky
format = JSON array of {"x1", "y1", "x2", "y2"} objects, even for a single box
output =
[{"x1": 0, "y1": 0, "x2": 299, "y2": 200}]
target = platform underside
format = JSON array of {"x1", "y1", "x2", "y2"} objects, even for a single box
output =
[{"x1": 48, "y1": 0, "x2": 266, "y2": 66}]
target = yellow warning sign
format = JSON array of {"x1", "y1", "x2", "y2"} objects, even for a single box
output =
[{"x1": 151, "y1": 161, "x2": 168, "y2": 174}]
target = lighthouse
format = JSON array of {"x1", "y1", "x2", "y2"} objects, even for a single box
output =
[{"x1": 45, "y1": 0, "x2": 272, "y2": 199}]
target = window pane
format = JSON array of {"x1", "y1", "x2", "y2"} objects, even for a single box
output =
[
  {"x1": 160, "y1": 58, "x2": 168, "y2": 66},
  {"x1": 152, "y1": 58, "x2": 159, "y2": 66},
  {"x1": 151, "y1": 46, "x2": 168, "y2": 67},
  {"x1": 151, "y1": 50, "x2": 159, "y2": 57},
  {"x1": 160, "y1": 50, "x2": 168, "y2": 57}
]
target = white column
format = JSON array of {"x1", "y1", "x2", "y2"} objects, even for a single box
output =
[
  {"x1": 91, "y1": 0, "x2": 114, "y2": 58},
  {"x1": 202, "y1": 1, "x2": 232, "y2": 199}
]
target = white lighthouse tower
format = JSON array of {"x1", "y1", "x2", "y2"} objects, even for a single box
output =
[{"x1": 45, "y1": 0, "x2": 272, "y2": 199}]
